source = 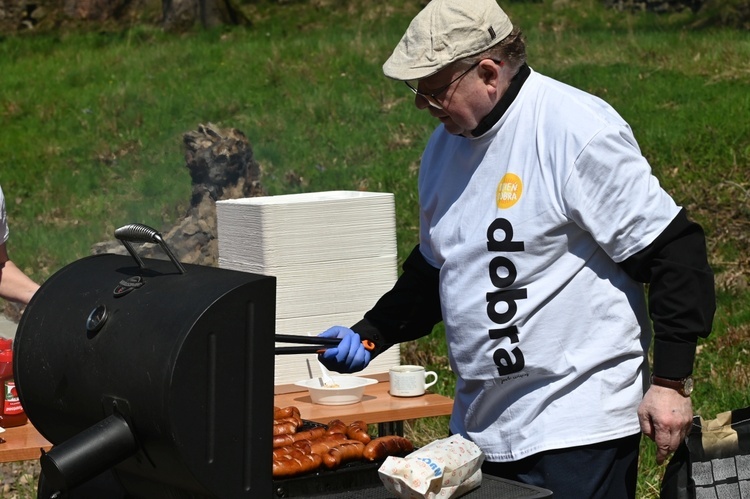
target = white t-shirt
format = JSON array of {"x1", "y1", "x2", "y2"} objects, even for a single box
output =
[
  {"x1": 418, "y1": 68, "x2": 680, "y2": 462},
  {"x1": 0, "y1": 186, "x2": 8, "y2": 245}
]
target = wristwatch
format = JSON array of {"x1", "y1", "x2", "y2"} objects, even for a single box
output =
[{"x1": 651, "y1": 375, "x2": 694, "y2": 397}]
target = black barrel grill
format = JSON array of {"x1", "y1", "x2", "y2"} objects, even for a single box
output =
[{"x1": 14, "y1": 224, "x2": 277, "y2": 498}]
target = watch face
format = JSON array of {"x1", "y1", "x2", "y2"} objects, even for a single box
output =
[{"x1": 683, "y1": 377, "x2": 694, "y2": 395}]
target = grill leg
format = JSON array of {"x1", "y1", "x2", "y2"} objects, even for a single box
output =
[{"x1": 377, "y1": 421, "x2": 403, "y2": 436}]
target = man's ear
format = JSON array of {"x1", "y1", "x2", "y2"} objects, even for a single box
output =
[
  {"x1": 478, "y1": 59, "x2": 502, "y2": 91},
  {"x1": 478, "y1": 59, "x2": 503, "y2": 98}
]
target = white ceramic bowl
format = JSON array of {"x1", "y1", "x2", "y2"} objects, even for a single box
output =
[{"x1": 295, "y1": 376, "x2": 378, "y2": 406}]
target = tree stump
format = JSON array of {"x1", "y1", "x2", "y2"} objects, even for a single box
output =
[
  {"x1": 161, "y1": 0, "x2": 250, "y2": 31},
  {"x1": 0, "y1": 0, "x2": 247, "y2": 33},
  {"x1": 92, "y1": 122, "x2": 266, "y2": 267}
]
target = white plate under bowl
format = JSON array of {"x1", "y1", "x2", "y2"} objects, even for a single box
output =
[{"x1": 295, "y1": 376, "x2": 378, "y2": 406}]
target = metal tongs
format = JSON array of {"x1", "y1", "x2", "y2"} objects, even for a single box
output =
[{"x1": 274, "y1": 334, "x2": 375, "y2": 355}]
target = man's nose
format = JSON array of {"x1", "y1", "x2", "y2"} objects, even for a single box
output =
[{"x1": 415, "y1": 93, "x2": 435, "y2": 110}]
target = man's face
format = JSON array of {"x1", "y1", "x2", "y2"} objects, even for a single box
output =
[{"x1": 412, "y1": 60, "x2": 501, "y2": 137}]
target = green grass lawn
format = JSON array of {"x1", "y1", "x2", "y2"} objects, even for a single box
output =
[{"x1": 0, "y1": 0, "x2": 748, "y2": 496}]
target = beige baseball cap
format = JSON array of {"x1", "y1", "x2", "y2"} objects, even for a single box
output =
[{"x1": 383, "y1": 0, "x2": 513, "y2": 81}]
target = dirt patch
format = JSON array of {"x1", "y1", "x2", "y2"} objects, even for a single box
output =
[{"x1": 0, "y1": 459, "x2": 39, "y2": 498}]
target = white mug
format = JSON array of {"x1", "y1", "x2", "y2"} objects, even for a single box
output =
[{"x1": 389, "y1": 365, "x2": 438, "y2": 397}]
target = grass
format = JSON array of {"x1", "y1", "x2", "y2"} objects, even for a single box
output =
[{"x1": 0, "y1": 0, "x2": 748, "y2": 497}]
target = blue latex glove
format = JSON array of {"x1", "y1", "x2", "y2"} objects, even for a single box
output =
[{"x1": 317, "y1": 326, "x2": 371, "y2": 374}]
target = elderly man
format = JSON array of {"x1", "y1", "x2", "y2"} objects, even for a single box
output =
[
  {"x1": 318, "y1": 0, "x2": 715, "y2": 496},
  {"x1": 0, "y1": 186, "x2": 40, "y2": 306}
]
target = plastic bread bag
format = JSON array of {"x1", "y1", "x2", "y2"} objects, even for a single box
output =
[{"x1": 378, "y1": 434, "x2": 485, "y2": 499}]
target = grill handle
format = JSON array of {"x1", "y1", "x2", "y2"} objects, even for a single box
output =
[{"x1": 114, "y1": 223, "x2": 186, "y2": 274}]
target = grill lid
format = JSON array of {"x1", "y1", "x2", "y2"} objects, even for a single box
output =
[{"x1": 15, "y1": 224, "x2": 277, "y2": 498}]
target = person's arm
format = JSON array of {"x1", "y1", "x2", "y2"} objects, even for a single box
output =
[
  {"x1": 618, "y1": 208, "x2": 715, "y2": 464},
  {"x1": 351, "y1": 244, "x2": 443, "y2": 358},
  {"x1": 318, "y1": 245, "x2": 442, "y2": 373},
  {"x1": 0, "y1": 242, "x2": 40, "y2": 306},
  {"x1": 618, "y1": 208, "x2": 715, "y2": 377}
]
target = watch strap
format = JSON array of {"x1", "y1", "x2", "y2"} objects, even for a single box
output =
[{"x1": 651, "y1": 375, "x2": 693, "y2": 397}]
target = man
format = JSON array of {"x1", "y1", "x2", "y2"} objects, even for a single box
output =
[
  {"x1": 0, "y1": 186, "x2": 40, "y2": 306},
  {"x1": 318, "y1": 0, "x2": 715, "y2": 496}
]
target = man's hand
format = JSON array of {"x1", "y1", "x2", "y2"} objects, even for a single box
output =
[
  {"x1": 317, "y1": 326, "x2": 371, "y2": 374},
  {"x1": 638, "y1": 384, "x2": 694, "y2": 465}
]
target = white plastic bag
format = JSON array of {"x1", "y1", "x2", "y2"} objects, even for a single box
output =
[{"x1": 378, "y1": 434, "x2": 484, "y2": 499}]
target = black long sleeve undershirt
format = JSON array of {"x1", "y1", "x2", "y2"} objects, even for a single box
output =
[
  {"x1": 353, "y1": 209, "x2": 715, "y2": 379},
  {"x1": 351, "y1": 245, "x2": 441, "y2": 358},
  {"x1": 618, "y1": 208, "x2": 715, "y2": 378}
]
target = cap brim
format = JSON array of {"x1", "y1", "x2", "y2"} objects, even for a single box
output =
[{"x1": 382, "y1": 59, "x2": 444, "y2": 82}]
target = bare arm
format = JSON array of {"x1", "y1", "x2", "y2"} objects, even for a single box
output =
[{"x1": 0, "y1": 243, "x2": 40, "y2": 306}]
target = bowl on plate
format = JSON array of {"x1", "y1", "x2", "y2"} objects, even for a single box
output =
[{"x1": 295, "y1": 376, "x2": 378, "y2": 405}]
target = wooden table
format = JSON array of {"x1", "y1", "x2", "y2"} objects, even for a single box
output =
[
  {"x1": 0, "y1": 421, "x2": 51, "y2": 463},
  {"x1": 274, "y1": 379, "x2": 454, "y2": 436},
  {"x1": 0, "y1": 381, "x2": 453, "y2": 464}
]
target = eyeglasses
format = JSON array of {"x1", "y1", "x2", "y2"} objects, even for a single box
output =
[
  {"x1": 405, "y1": 59, "x2": 503, "y2": 110},
  {"x1": 405, "y1": 61, "x2": 482, "y2": 110}
]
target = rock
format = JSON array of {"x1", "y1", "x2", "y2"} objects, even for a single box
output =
[
  {"x1": 0, "y1": 0, "x2": 250, "y2": 34},
  {"x1": 161, "y1": 0, "x2": 250, "y2": 31},
  {"x1": 64, "y1": 0, "x2": 128, "y2": 21},
  {"x1": 2, "y1": 301, "x2": 24, "y2": 323},
  {"x1": 91, "y1": 122, "x2": 266, "y2": 267}
]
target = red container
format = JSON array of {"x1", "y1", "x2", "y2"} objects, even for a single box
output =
[{"x1": 0, "y1": 348, "x2": 27, "y2": 428}]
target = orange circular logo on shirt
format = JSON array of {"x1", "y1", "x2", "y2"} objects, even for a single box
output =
[{"x1": 496, "y1": 173, "x2": 523, "y2": 209}]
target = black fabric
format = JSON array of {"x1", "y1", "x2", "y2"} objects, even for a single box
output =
[
  {"x1": 661, "y1": 407, "x2": 750, "y2": 499},
  {"x1": 482, "y1": 433, "x2": 640, "y2": 499},
  {"x1": 351, "y1": 245, "x2": 441, "y2": 358},
  {"x1": 618, "y1": 208, "x2": 715, "y2": 378},
  {"x1": 471, "y1": 63, "x2": 531, "y2": 137}
]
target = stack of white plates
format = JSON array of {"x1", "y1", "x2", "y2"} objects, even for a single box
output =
[{"x1": 216, "y1": 191, "x2": 401, "y2": 385}]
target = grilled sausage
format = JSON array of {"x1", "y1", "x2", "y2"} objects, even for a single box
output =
[
  {"x1": 307, "y1": 433, "x2": 348, "y2": 455},
  {"x1": 272, "y1": 453, "x2": 322, "y2": 478},
  {"x1": 321, "y1": 441, "x2": 365, "y2": 470},
  {"x1": 362, "y1": 435, "x2": 414, "y2": 461},
  {"x1": 272, "y1": 441, "x2": 312, "y2": 460},
  {"x1": 272, "y1": 425, "x2": 326, "y2": 448},
  {"x1": 274, "y1": 415, "x2": 303, "y2": 426},
  {"x1": 273, "y1": 420, "x2": 299, "y2": 436},
  {"x1": 274, "y1": 406, "x2": 301, "y2": 420},
  {"x1": 272, "y1": 445, "x2": 309, "y2": 461},
  {"x1": 346, "y1": 420, "x2": 371, "y2": 444},
  {"x1": 273, "y1": 415, "x2": 303, "y2": 435},
  {"x1": 325, "y1": 419, "x2": 348, "y2": 435}
]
